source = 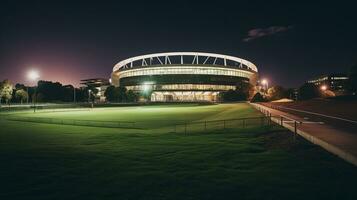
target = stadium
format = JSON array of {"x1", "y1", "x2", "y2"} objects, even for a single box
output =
[{"x1": 111, "y1": 52, "x2": 258, "y2": 102}]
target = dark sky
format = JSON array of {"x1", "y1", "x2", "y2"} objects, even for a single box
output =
[{"x1": 1, "y1": 0, "x2": 356, "y2": 87}]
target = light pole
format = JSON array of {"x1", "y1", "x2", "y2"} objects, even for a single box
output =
[
  {"x1": 88, "y1": 89, "x2": 92, "y2": 102},
  {"x1": 27, "y1": 70, "x2": 40, "y2": 113},
  {"x1": 73, "y1": 86, "x2": 76, "y2": 104},
  {"x1": 26, "y1": 87, "x2": 29, "y2": 104}
]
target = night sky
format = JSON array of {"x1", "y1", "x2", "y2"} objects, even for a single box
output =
[{"x1": 1, "y1": 0, "x2": 356, "y2": 87}]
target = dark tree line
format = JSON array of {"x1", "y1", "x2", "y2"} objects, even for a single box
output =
[
  {"x1": 219, "y1": 82, "x2": 254, "y2": 102},
  {"x1": 33, "y1": 81, "x2": 88, "y2": 103},
  {"x1": 104, "y1": 86, "x2": 138, "y2": 102},
  {"x1": 1, "y1": 80, "x2": 91, "y2": 104}
]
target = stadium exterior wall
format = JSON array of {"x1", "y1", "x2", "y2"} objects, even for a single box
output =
[{"x1": 111, "y1": 52, "x2": 258, "y2": 102}]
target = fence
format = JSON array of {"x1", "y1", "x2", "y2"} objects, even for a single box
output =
[
  {"x1": 7, "y1": 116, "x2": 138, "y2": 129},
  {"x1": 172, "y1": 117, "x2": 273, "y2": 134},
  {"x1": 251, "y1": 103, "x2": 305, "y2": 141},
  {"x1": 6, "y1": 115, "x2": 274, "y2": 134}
]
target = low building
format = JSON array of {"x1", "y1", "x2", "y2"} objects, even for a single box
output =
[
  {"x1": 80, "y1": 78, "x2": 110, "y2": 102},
  {"x1": 307, "y1": 74, "x2": 349, "y2": 96}
]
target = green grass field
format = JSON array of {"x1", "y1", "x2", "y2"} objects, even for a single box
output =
[{"x1": 0, "y1": 103, "x2": 356, "y2": 200}]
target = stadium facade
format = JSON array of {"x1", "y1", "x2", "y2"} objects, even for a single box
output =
[{"x1": 111, "y1": 52, "x2": 258, "y2": 102}]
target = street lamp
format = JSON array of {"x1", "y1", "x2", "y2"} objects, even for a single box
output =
[
  {"x1": 27, "y1": 70, "x2": 40, "y2": 112},
  {"x1": 88, "y1": 89, "x2": 92, "y2": 103},
  {"x1": 320, "y1": 85, "x2": 327, "y2": 91},
  {"x1": 261, "y1": 79, "x2": 269, "y2": 94},
  {"x1": 28, "y1": 70, "x2": 40, "y2": 81}
]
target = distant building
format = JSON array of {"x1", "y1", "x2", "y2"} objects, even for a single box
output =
[
  {"x1": 307, "y1": 74, "x2": 349, "y2": 96},
  {"x1": 80, "y1": 78, "x2": 110, "y2": 102}
]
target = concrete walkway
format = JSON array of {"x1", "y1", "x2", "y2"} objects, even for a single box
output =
[{"x1": 251, "y1": 103, "x2": 357, "y2": 167}]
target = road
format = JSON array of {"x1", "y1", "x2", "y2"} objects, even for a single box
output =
[
  {"x1": 251, "y1": 103, "x2": 357, "y2": 166},
  {"x1": 261, "y1": 101, "x2": 357, "y2": 135}
]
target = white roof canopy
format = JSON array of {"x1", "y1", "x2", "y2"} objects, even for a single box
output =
[{"x1": 113, "y1": 52, "x2": 258, "y2": 72}]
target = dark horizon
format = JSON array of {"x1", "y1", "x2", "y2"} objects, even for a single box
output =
[{"x1": 1, "y1": 0, "x2": 356, "y2": 88}]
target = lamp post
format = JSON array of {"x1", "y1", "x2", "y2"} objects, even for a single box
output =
[
  {"x1": 27, "y1": 70, "x2": 40, "y2": 113},
  {"x1": 88, "y1": 89, "x2": 92, "y2": 103},
  {"x1": 73, "y1": 86, "x2": 76, "y2": 104},
  {"x1": 26, "y1": 87, "x2": 29, "y2": 104}
]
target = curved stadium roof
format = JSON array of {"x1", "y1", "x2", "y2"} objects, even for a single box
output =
[{"x1": 113, "y1": 52, "x2": 258, "y2": 73}]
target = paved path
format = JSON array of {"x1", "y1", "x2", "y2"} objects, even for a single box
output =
[{"x1": 251, "y1": 103, "x2": 357, "y2": 167}]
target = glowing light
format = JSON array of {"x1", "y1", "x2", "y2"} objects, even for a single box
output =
[
  {"x1": 143, "y1": 84, "x2": 151, "y2": 92},
  {"x1": 27, "y1": 70, "x2": 40, "y2": 81},
  {"x1": 320, "y1": 85, "x2": 327, "y2": 91},
  {"x1": 261, "y1": 79, "x2": 268, "y2": 85}
]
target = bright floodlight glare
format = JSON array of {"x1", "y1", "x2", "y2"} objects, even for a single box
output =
[
  {"x1": 143, "y1": 84, "x2": 150, "y2": 91},
  {"x1": 261, "y1": 79, "x2": 268, "y2": 85},
  {"x1": 320, "y1": 85, "x2": 327, "y2": 91},
  {"x1": 28, "y1": 70, "x2": 40, "y2": 81}
]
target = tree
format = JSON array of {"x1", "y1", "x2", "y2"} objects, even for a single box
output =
[
  {"x1": 127, "y1": 90, "x2": 138, "y2": 102},
  {"x1": 37, "y1": 80, "x2": 63, "y2": 102},
  {"x1": 285, "y1": 88, "x2": 297, "y2": 100},
  {"x1": 76, "y1": 88, "x2": 88, "y2": 102},
  {"x1": 0, "y1": 80, "x2": 14, "y2": 104},
  {"x1": 267, "y1": 85, "x2": 286, "y2": 101},
  {"x1": 219, "y1": 89, "x2": 247, "y2": 102},
  {"x1": 105, "y1": 86, "x2": 138, "y2": 103},
  {"x1": 104, "y1": 85, "x2": 117, "y2": 102},
  {"x1": 219, "y1": 81, "x2": 253, "y2": 102},
  {"x1": 236, "y1": 81, "x2": 253, "y2": 100},
  {"x1": 15, "y1": 89, "x2": 28, "y2": 104},
  {"x1": 298, "y1": 83, "x2": 320, "y2": 100},
  {"x1": 250, "y1": 92, "x2": 266, "y2": 102},
  {"x1": 15, "y1": 83, "x2": 26, "y2": 90},
  {"x1": 62, "y1": 85, "x2": 75, "y2": 102},
  {"x1": 116, "y1": 86, "x2": 127, "y2": 102}
]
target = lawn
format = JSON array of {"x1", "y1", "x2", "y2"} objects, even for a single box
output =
[{"x1": 0, "y1": 103, "x2": 356, "y2": 200}]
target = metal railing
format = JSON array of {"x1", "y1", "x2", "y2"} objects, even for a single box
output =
[
  {"x1": 7, "y1": 116, "x2": 138, "y2": 129},
  {"x1": 251, "y1": 103, "x2": 303, "y2": 140},
  {"x1": 171, "y1": 116, "x2": 272, "y2": 134},
  {"x1": 5, "y1": 115, "x2": 273, "y2": 134}
]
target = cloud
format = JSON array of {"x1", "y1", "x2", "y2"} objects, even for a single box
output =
[{"x1": 243, "y1": 26, "x2": 293, "y2": 42}]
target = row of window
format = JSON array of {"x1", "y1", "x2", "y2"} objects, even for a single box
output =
[
  {"x1": 151, "y1": 91, "x2": 219, "y2": 102},
  {"x1": 118, "y1": 66, "x2": 253, "y2": 79},
  {"x1": 125, "y1": 84, "x2": 236, "y2": 91}
]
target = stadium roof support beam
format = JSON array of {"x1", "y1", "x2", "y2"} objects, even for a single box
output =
[
  {"x1": 156, "y1": 57, "x2": 163, "y2": 65},
  {"x1": 142, "y1": 58, "x2": 148, "y2": 66},
  {"x1": 192, "y1": 55, "x2": 199, "y2": 64},
  {"x1": 165, "y1": 56, "x2": 172, "y2": 64},
  {"x1": 203, "y1": 56, "x2": 210, "y2": 64}
]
